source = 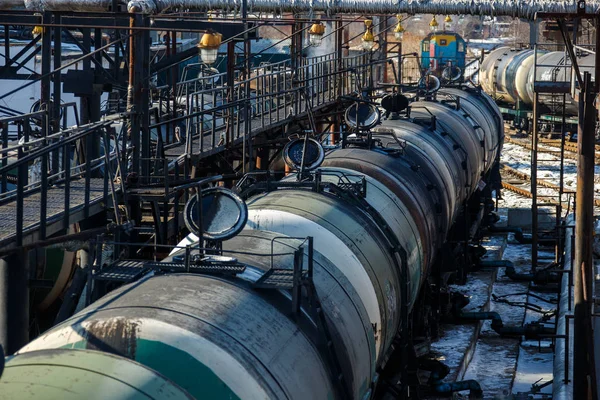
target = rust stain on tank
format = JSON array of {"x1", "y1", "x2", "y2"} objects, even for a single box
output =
[{"x1": 81, "y1": 318, "x2": 140, "y2": 359}]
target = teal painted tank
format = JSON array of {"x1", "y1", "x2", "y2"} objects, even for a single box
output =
[{"x1": 0, "y1": 349, "x2": 193, "y2": 399}]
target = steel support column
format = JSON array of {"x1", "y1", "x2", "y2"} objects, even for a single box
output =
[
  {"x1": 529, "y1": 20, "x2": 538, "y2": 48},
  {"x1": 0, "y1": 250, "x2": 30, "y2": 354},
  {"x1": 243, "y1": 0, "x2": 253, "y2": 172},
  {"x1": 531, "y1": 88, "x2": 539, "y2": 271},
  {"x1": 41, "y1": 15, "x2": 52, "y2": 129},
  {"x1": 41, "y1": 13, "x2": 52, "y2": 241},
  {"x1": 127, "y1": 13, "x2": 143, "y2": 226},
  {"x1": 226, "y1": 40, "x2": 235, "y2": 145},
  {"x1": 573, "y1": 71, "x2": 597, "y2": 400},
  {"x1": 140, "y1": 16, "x2": 151, "y2": 180},
  {"x1": 331, "y1": 18, "x2": 342, "y2": 145},
  {"x1": 52, "y1": 13, "x2": 61, "y2": 133}
]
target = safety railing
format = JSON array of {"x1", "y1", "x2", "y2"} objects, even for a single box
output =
[
  {"x1": 0, "y1": 111, "x2": 122, "y2": 247},
  {"x1": 399, "y1": 55, "x2": 481, "y2": 86},
  {"x1": 150, "y1": 52, "x2": 375, "y2": 159}
]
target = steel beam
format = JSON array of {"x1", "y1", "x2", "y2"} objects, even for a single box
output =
[{"x1": 0, "y1": 12, "x2": 252, "y2": 35}]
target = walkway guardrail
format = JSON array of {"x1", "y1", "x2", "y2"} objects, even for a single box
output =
[{"x1": 0, "y1": 111, "x2": 123, "y2": 248}]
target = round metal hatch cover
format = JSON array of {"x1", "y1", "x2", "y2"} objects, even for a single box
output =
[
  {"x1": 442, "y1": 65, "x2": 462, "y2": 82},
  {"x1": 283, "y1": 137, "x2": 325, "y2": 171},
  {"x1": 381, "y1": 93, "x2": 409, "y2": 113},
  {"x1": 184, "y1": 187, "x2": 248, "y2": 241},
  {"x1": 418, "y1": 74, "x2": 441, "y2": 94},
  {"x1": 345, "y1": 102, "x2": 381, "y2": 130}
]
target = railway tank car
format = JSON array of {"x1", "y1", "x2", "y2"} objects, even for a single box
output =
[
  {"x1": 479, "y1": 45, "x2": 595, "y2": 115},
  {"x1": 0, "y1": 87, "x2": 504, "y2": 400}
]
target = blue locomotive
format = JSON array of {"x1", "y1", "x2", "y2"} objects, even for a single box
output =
[{"x1": 420, "y1": 28, "x2": 467, "y2": 82}]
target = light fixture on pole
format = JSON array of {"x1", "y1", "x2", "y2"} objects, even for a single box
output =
[
  {"x1": 444, "y1": 15, "x2": 453, "y2": 30},
  {"x1": 362, "y1": 19, "x2": 375, "y2": 51},
  {"x1": 394, "y1": 14, "x2": 405, "y2": 40},
  {"x1": 430, "y1": 15, "x2": 439, "y2": 31},
  {"x1": 308, "y1": 22, "x2": 325, "y2": 47},
  {"x1": 197, "y1": 30, "x2": 222, "y2": 65}
]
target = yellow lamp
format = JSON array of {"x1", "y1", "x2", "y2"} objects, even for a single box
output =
[
  {"x1": 197, "y1": 31, "x2": 222, "y2": 65},
  {"x1": 308, "y1": 22, "x2": 325, "y2": 47},
  {"x1": 394, "y1": 15, "x2": 405, "y2": 40},
  {"x1": 444, "y1": 15, "x2": 453, "y2": 31},
  {"x1": 362, "y1": 19, "x2": 375, "y2": 51},
  {"x1": 430, "y1": 16, "x2": 439, "y2": 31}
]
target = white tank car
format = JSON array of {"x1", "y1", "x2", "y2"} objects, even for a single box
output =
[{"x1": 479, "y1": 45, "x2": 596, "y2": 115}]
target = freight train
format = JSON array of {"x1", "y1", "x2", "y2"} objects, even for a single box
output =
[
  {"x1": 479, "y1": 46, "x2": 596, "y2": 133},
  {"x1": 0, "y1": 85, "x2": 503, "y2": 399}
]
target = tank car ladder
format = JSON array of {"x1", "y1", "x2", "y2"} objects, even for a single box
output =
[{"x1": 530, "y1": 43, "x2": 571, "y2": 270}]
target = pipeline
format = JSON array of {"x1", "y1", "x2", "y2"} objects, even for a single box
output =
[
  {"x1": 0, "y1": 0, "x2": 598, "y2": 19},
  {"x1": 419, "y1": 358, "x2": 483, "y2": 399},
  {"x1": 433, "y1": 381, "x2": 484, "y2": 398},
  {"x1": 452, "y1": 293, "x2": 554, "y2": 340},
  {"x1": 486, "y1": 224, "x2": 556, "y2": 246},
  {"x1": 127, "y1": 0, "x2": 600, "y2": 16},
  {"x1": 477, "y1": 259, "x2": 561, "y2": 284}
]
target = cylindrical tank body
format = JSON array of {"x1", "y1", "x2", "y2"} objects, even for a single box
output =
[
  {"x1": 12, "y1": 88, "x2": 504, "y2": 400},
  {"x1": 479, "y1": 46, "x2": 541, "y2": 105},
  {"x1": 373, "y1": 120, "x2": 459, "y2": 237},
  {"x1": 320, "y1": 149, "x2": 437, "y2": 271},
  {"x1": 508, "y1": 50, "x2": 537, "y2": 105},
  {"x1": 526, "y1": 50, "x2": 595, "y2": 114},
  {"x1": 480, "y1": 46, "x2": 596, "y2": 114},
  {"x1": 410, "y1": 100, "x2": 484, "y2": 198},
  {"x1": 19, "y1": 272, "x2": 338, "y2": 400},
  {"x1": 479, "y1": 47, "x2": 510, "y2": 96},
  {"x1": 0, "y1": 349, "x2": 194, "y2": 400},
  {"x1": 245, "y1": 189, "x2": 402, "y2": 359},
  {"x1": 438, "y1": 87, "x2": 505, "y2": 170}
]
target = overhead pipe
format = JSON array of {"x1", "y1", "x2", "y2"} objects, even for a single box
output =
[
  {"x1": 129, "y1": 0, "x2": 600, "y2": 17},
  {"x1": 3, "y1": 0, "x2": 600, "y2": 19}
]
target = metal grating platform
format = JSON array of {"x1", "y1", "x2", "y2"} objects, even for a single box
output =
[
  {"x1": 0, "y1": 178, "x2": 109, "y2": 249},
  {"x1": 95, "y1": 259, "x2": 247, "y2": 283},
  {"x1": 189, "y1": 263, "x2": 246, "y2": 274},
  {"x1": 147, "y1": 261, "x2": 246, "y2": 275},
  {"x1": 95, "y1": 260, "x2": 151, "y2": 282},
  {"x1": 253, "y1": 268, "x2": 296, "y2": 289}
]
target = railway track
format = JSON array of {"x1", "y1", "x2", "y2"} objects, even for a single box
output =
[
  {"x1": 500, "y1": 163, "x2": 600, "y2": 207},
  {"x1": 503, "y1": 135, "x2": 600, "y2": 164},
  {"x1": 500, "y1": 164, "x2": 563, "y2": 206}
]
